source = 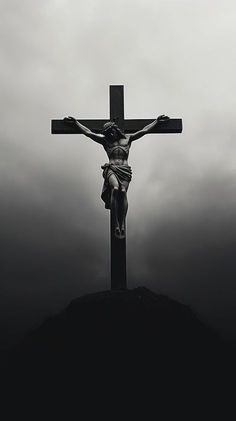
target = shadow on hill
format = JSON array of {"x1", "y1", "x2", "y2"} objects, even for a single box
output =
[{"x1": 3, "y1": 287, "x2": 236, "y2": 417}]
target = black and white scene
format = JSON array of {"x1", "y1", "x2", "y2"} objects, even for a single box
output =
[{"x1": 1, "y1": 0, "x2": 236, "y2": 417}]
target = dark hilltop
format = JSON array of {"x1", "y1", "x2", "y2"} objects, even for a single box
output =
[{"x1": 3, "y1": 287, "x2": 235, "y2": 417}]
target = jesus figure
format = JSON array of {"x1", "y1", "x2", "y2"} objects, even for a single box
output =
[{"x1": 64, "y1": 115, "x2": 169, "y2": 239}]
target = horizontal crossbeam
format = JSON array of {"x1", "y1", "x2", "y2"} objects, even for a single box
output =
[
  {"x1": 124, "y1": 119, "x2": 182, "y2": 133},
  {"x1": 51, "y1": 118, "x2": 182, "y2": 134}
]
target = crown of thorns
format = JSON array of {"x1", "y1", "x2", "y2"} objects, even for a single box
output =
[{"x1": 102, "y1": 122, "x2": 118, "y2": 132}]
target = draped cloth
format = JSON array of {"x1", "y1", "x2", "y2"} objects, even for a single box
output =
[{"x1": 101, "y1": 163, "x2": 132, "y2": 209}]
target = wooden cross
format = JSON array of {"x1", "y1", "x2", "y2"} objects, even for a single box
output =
[{"x1": 51, "y1": 85, "x2": 182, "y2": 290}]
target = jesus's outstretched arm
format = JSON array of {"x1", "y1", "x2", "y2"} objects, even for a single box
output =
[
  {"x1": 64, "y1": 116, "x2": 105, "y2": 144},
  {"x1": 129, "y1": 114, "x2": 170, "y2": 142}
]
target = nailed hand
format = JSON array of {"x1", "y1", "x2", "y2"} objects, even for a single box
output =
[
  {"x1": 157, "y1": 114, "x2": 170, "y2": 122},
  {"x1": 64, "y1": 116, "x2": 77, "y2": 123}
]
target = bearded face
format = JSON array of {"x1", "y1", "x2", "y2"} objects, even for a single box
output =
[{"x1": 103, "y1": 122, "x2": 125, "y2": 140}]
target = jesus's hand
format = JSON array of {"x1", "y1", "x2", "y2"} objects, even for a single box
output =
[
  {"x1": 64, "y1": 116, "x2": 77, "y2": 123},
  {"x1": 157, "y1": 115, "x2": 170, "y2": 122}
]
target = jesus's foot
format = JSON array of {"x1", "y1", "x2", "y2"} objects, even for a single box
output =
[
  {"x1": 120, "y1": 225, "x2": 126, "y2": 239},
  {"x1": 114, "y1": 226, "x2": 121, "y2": 239}
]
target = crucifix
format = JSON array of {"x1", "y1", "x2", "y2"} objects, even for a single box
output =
[{"x1": 51, "y1": 85, "x2": 182, "y2": 290}]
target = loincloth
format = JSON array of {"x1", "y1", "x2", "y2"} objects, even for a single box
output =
[{"x1": 101, "y1": 163, "x2": 132, "y2": 209}]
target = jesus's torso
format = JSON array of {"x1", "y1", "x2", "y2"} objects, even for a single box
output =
[{"x1": 103, "y1": 135, "x2": 131, "y2": 166}]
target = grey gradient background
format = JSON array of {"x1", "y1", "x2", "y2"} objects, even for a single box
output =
[{"x1": 1, "y1": 0, "x2": 236, "y2": 348}]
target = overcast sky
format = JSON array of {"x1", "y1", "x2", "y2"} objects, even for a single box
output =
[{"x1": 1, "y1": 0, "x2": 236, "y2": 347}]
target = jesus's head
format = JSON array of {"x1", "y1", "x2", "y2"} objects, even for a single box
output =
[{"x1": 102, "y1": 122, "x2": 125, "y2": 140}]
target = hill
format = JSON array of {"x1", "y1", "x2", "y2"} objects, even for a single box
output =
[{"x1": 3, "y1": 287, "x2": 235, "y2": 417}]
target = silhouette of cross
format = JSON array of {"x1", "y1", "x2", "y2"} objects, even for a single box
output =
[{"x1": 51, "y1": 85, "x2": 182, "y2": 290}]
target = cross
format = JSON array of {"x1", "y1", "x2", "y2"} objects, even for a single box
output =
[{"x1": 51, "y1": 85, "x2": 182, "y2": 290}]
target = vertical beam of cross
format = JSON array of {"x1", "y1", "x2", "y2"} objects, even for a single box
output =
[
  {"x1": 109, "y1": 86, "x2": 127, "y2": 290},
  {"x1": 110, "y1": 85, "x2": 124, "y2": 130}
]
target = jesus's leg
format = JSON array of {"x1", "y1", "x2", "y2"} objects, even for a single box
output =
[
  {"x1": 109, "y1": 175, "x2": 120, "y2": 238},
  {"x1": 119, "y1": 183, "x2": 129, "y2": 238}
]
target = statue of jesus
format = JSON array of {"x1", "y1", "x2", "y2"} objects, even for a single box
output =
[{"x1": 64, "y1": 115, "x2": 169, "y2": 239}]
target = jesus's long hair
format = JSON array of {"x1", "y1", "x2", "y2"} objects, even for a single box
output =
[{"x1": 102, "y1": 121, "x2": 126, "y2": 140}]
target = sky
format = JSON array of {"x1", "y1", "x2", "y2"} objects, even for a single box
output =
[{"x1": 1, "y1": 0, "x2": 236, "y2": 347}]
